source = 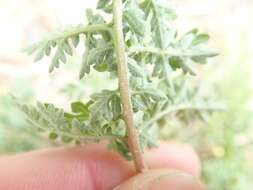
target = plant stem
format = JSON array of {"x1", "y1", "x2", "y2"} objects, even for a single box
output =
[
  {"x1": 33, "y1": 24, "x2": 110, "y2": 46},
  {"x1": 143, "y1": 103, "x2": 226, "y2": 128},
  {"x1": 112, "y1": 0, "x2": 147, "y2": 173},
  {"x1": 127, "y1": 46, "x2": 219, "y2": 57}
]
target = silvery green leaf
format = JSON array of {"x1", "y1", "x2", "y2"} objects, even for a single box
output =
[
  {"x1": 72, "y1": 118, "x2": 81, "y2": 128},
  {"x1": 86, "y1": 9, "x2": 105, "y2": 24},
  {"x1": 88, "y1": 46, "x2": 112, "y2": 64},
  {"x1": 146, "y1": 0, "x2": 169, "y2": 48},
  {"x1": 48, "y1": 41, "x2": 67, "y2": 72},
  {"x1": 110, "y1": 94, "x2": 121, "y2": 119},
  {"x1": 143, "y1": 88, "x2": 167, "y2": 101},
  {"x1": 34, "y1": 49, "x2": 44, "y2": 62},
  {"x1": 108, "y1": 139, "x2": 131, "y2": 160},
  {"x1": 44, "y1": 45, "x2": 51, "y2": 56},
  {"x1": 103, "y1": 4, "x2": 113, "y2": 13},
  {"x1": 71, "y1": 36, "x2": 80, "y2": 47},
  {"x1": 189, "y1": 47, "x2": 219, "y2": 64},
  {"x1": 162, "y1": 61, "x2": 173, "y2": 78},
  {"x1": 135, "y1": 87, "x2": 167, "y2": 101},
  {"x1": 191, "y1": 56, "x2": 207, "y2": 64},
  {"x1": 179, "y1": 33, "x2": 196, "y2": 50},
  {"x1": 91, "y1": 90, "x2": 113, "y2": 100},
  {"x1": 80, "y1": 44, "x2": 91, "y2": 79},
  {"x1": 165, "y1": 28, "x2": 177, "y2": 47},
  {"x1": 63, "y1": 41, "x2": 73, "y2": 56},
  {"x1": 141, "y1": 125, "x2": 159, "y2": 148},
  {"x1": 94, "y1": 62, "x2": 108, "y2": 72},
  {"x1": 160, "y1": 6, "x2": 177, "y2": 21},
  {"x1": 71, "y1": 102, "x2": 89, "y2": 115},
  {"x1": 179, "y1": 58, "x2": 196, "y2": 75},
  {"x1": 97, "y1": 0, "x2": 111, "y2": 9},
  {"x1": 192, "y1": 34, "x2": 210, "y2": 45},
  {"x1": 89, "y1": 90, "x2": 120, "y2": 121},
  {"x1": 124, "y1": 7, "x2": 147, "y2": 36},
  {"x1": 89, "y1": 99, "x2": 108, "y2": 118},
  {"x1": 128, "y1": 58, "x2": 145, "y2": 77},
  {"x1": 152, "y1": 60, "x2": 163, "y2": 77},
  {"x1": 132, "y1": 95, "x2": 147, "y2": 111},
  {"x1": 58, "y1": 49, "x2": 66, "y2": 63},
  {"x1": 49, "y1": 55, "x2": 59, "y2": 73}
]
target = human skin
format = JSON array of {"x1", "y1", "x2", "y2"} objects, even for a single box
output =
[{"x1": 0, "y1": 143, "x2": 204, "y2": 190}]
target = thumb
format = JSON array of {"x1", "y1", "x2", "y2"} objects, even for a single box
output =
[{"x1": 113, "y1": 169, "x2": 205, "y2": 190}]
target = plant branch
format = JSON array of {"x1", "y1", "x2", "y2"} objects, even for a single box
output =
[
  {"x1": 113, "y1": 0, "x2": 147, "y2": 173},
  {"x1": 143, "y1": 103, "x2": 226, "y2": 128},
  {"x1": 34, "y1": 24, "x2": 111, "y2": 45},
  {"x1": 25, "y1": 113, "x2": 123, "y2": 141},
  {"x1": 127, "y1": 46, "x2": 219, "y2": 57}
]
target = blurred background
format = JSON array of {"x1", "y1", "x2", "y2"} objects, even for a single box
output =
[{"x1": 0, "y1": 0, "x2": 252, "y2": 189}]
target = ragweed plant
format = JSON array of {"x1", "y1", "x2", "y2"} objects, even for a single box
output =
[{"x1": 20, "y1": 0, "x2": 222, "y2": 182}]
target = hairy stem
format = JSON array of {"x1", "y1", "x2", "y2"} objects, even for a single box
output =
[
  {"x1": 127, "y1": 46, "x2": 219, "y2": 57},
  {"x1": 33, "y1": 24, "x2": 110, "y2": 46},
  {"x1": 112, "y1": 0, "x2": 147, "y2": 173},
  {"x1": 143, "y1": 103, "x2": 226, "y2": 128}
]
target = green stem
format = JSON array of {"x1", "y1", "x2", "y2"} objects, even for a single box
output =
[
  {"x1": 127, "y1": 46, "x2": 219, "y2": 57},
  {"x1": 35, "y1": 24, "x2": 111, "y2": 45},
  {"x1": 113, "y1": 0, "x2": 147, "y2": 173},
  {"x1": 144, "y1": 103, "x2": 226, "y2": 128}
]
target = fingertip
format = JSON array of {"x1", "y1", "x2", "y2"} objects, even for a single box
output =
[
  {"x1": 0, "y1": 144, "x2": 132, "y2": 190},
  {"x1": 0, "y1": 142, "x2": 202, "y2": 190}
]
